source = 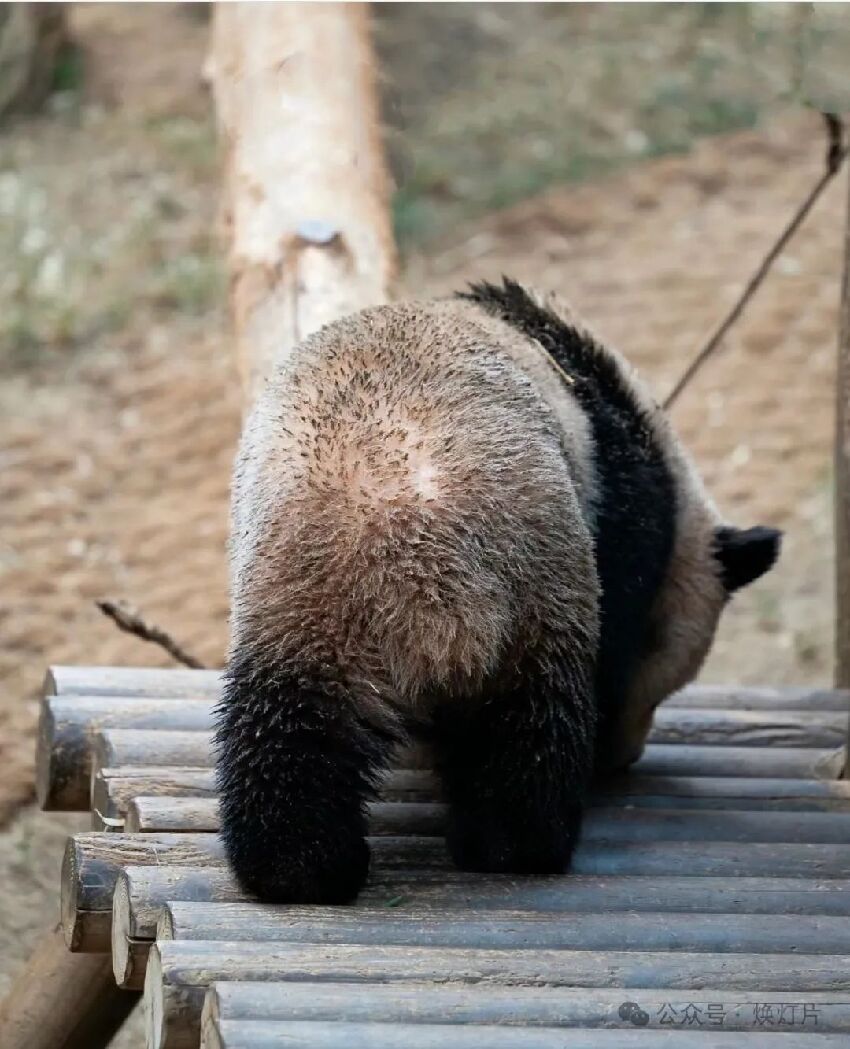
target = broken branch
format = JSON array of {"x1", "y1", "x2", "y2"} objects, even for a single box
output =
[{"x1": 95, "y1": 600, "x2": 206, "y2": 670}]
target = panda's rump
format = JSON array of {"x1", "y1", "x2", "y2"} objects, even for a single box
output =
[{"x1": 232, "y1": 322, "x2": 599, "y2": 718}]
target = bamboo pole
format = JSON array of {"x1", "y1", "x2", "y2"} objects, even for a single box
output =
[{"x1": 210, "y1": 1, "x2": 396, "y2": 403}]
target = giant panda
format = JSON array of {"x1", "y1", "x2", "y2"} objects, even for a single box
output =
[{"x1": 216, "y1": 277, "x2": 781, "y2": 904}]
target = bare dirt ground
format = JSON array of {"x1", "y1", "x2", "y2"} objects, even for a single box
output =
[{"x1": 0, "y1": 6, "x2": 845, "y2": 1040}]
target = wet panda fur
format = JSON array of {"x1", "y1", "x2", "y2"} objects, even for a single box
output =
[{"x1": 216, "y1": 277, "x2": 781, "y2": 904}]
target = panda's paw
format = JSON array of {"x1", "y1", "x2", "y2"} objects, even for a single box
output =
[
  {"x1": 446, "y1": 809, "x2": 579, "y2": 876},
  {"x1": 229, "y1": 825, "x2": 371, "y2": 905}
]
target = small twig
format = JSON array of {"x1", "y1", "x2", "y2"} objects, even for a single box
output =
[
  {"x1": 664, "y1": 112, "x2": 848, "y2": 410},
  {"x1": 95, "y1": 599, "x2": 206, "y2": 669}
]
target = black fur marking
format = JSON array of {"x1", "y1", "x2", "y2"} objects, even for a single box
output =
[
  {"x1": 215, "y1": 651, "x2": 397, "y2": 904},
  {"x1": 432, "y1": 652, "x2": 594, "y2": 874},
  {"x1": 714, "y1": 525, "x2": 782, "y2": 593},
  {"x1": 458, "y1": 279, "x2": 677, "y2": 754}
]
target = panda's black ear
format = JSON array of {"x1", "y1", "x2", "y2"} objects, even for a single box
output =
[{"x1": 713, "y1": 526, "x2": 782, "y2": 593}]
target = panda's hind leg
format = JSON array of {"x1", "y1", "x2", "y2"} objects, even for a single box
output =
[
  {"x1": 433, "y1": 648, "x2": 596, "y2": 875},
  {"x1": 215, "y1": 652, "x2": 397, "y2": 904}
]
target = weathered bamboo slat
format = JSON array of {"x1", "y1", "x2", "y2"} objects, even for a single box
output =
[
  {"x1": 145, "y1": 939, "x2": 850, "y2": 1049},
  {"x1": 124, "y1": 790, "x2": 850, "y2": 832},
  {"x1": 361, "y1": 871, "x2": 850, "y2": 913},
  {"x1": 650, "y1": 707, "x2": 847, "y2": 747},
  {"x1": 91, "y1": 767, "x2": 217, "y2": 829},
  {"x1": 37, "y1": 695, "x2": 215, "y2": 810},
  {"x1": 126, "y1": 796, "x2": 217, "y2": 833},
  {"x1": 126, "y1": 797, "x2": 447, "y2": 835},
  {"x1": 204, "y1": 979, "x2": 850, "y2": 1032},
  {"x1": 600, "y1": 774, "x2": 850, "y2": 807},
  {"x1": 635, "y1": 743, "x2": 842, "y2": 779},
  {"x1": 151, "y1": 899, "x2": 850, "y2": 954},
  {"x1": 664, "y1": 684, "x2": 850, "y2": 710},
  {"x1": 570, "y1": 840, "x2": 850, "y2": 878},
  {"x1": 601, "y1": 792, "x2": 850, "y2": 812},
  {"x1": 99, "y1": 770, "x2": 438, "y2": 829},
  {"x1": 117, "y1": 777, "x2": 438, "y2": 832},
  {"x1": 86, "y1": 734, "x2": 839, "y2": 784},
  {"x1": 584, "y1": 806, "x2": 850, "y2": 842},
  {"x1": 138, "y1": 867, "x2": 850, "y2": 917},
  {"x1": 200, "y1": 1019, "x2": 850, "y2": 1049},
  {"x1": 124, "y1": 794, "x2": 850, "y2": 843},
  {"x1": 119, "y1": 865, "x2": 242, "y2": 910},
  {"x1": 93, "y1": 729, "x2": 215, "y2": 777},
  {"x1": 45, "y1": 665, "x2": 221, "y2": 698},
  {"x1": 44, "y1": 667, "x2": 850, "y2": 710},
  {"x1": 89, "y1": 737, "x2": 435, "y2": 786}
]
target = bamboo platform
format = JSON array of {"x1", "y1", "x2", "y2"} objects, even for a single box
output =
[{"x1": 26, "y1": 665, "x2": 850, "y2": 1047}]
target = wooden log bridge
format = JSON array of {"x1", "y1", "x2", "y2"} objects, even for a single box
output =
[
  {"x1": 10, "y1": 667, "x2": 850, "y2": 1049},
  {"x1": 3, "y1": 3, "x2": 850, "y2": 1049}
]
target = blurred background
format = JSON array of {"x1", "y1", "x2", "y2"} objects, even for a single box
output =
[{"x1": 1, "y1": 3, "x2": 848, "y2": 1040}]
